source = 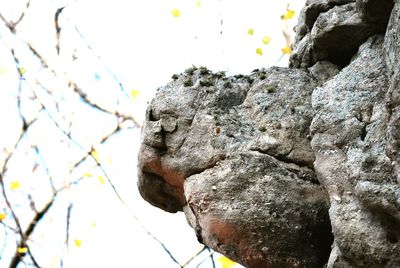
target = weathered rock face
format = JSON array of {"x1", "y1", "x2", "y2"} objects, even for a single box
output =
[
  {"x1": 137, "y1": 0, "x2": 400, "y2": 267},
  {"x1": 138, "y1": 67, "x2": 333, "y2": 266},
  {"x1": 311, "y1": 35, "x2": 399, "y2": 267},
  {"x1": 184, "y1": 152, "x2": 332, "y2": 267},
  {"x1": 290, "y1": 0, "x2": 394, "y2": 68},
  {"x1": 385, "y1": 0, "x2": 400, "y2": 187}
]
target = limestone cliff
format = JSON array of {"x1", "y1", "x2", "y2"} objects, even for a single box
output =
[{"x1": 137, "y1": 0, "x2": 399, "y2": 267}]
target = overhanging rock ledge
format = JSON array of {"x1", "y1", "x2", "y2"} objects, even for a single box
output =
[{"x1": 137, "y1": 0, "x2": 400, "y2": 267}]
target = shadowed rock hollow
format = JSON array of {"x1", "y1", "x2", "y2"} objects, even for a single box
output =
[{"x1": 137, "y1": 0, "x2": 400, "y2": 267}]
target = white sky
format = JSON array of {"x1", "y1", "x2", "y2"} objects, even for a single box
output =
[{"x1": 0, "y1": 0, "x2": 305, "y2": 267}]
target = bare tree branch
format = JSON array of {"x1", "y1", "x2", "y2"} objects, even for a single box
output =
[
  {"x1": 71, "y1": 25, "x2": 131, "y2": 99},
  {"x1": 0, "y1": 2, "x2": 195, "y2": 267},
  {"x1": 182, "y1": 245, "x2": 208, "y2": 267},
  {"x1": 0, "y1": 0, "x2": 31, "y2": 33},
  {"x1": 0, "y1": 129, "x2": 39, "y2": 268},
  {"x1": 194, "y1": 247, "x2": 216, "y2": 268},
  {"x1": 9, "y1": 199, "x2": 54, "y2": 268},
  {"x1": 31, "y1": 145, "x2": 57, "y2": 195}
]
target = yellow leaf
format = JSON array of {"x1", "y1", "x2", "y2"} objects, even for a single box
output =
[
  {"x1": 0, "y1": 213, "x2": 7, "y2": 221},
  {"x1": 10, "y1": 181, "x2": 20, "y2": 190},
  {"x1": 83, "y1": 172, "x2": 93, "y2": 178},
  {"x1": 282, "y1": 9, "x2": 295, "y2": 20},
  {"x1": 247, "y1": 28, "x2": 254, "y2": 36},
  {"x1": 130, "y1": 89, "x2": 141, "y2": 100},
  {"x1": 171, "y1": 8, "x2": 181, "y2": 18},
  {"x1": 18, "y1": 67, "x2": 26, "y2": 75},
  {"x1": 74, "y1": 239, "x2": 82, "y2": 247},
  {"x1": 256, "y1": 47, "x2": 263, "y2": 56},
  {"x1": 91, "y1": 149, "x2": 100, "y2": 162},
  {"x1": 262, "y1": 36, "x2": 271, "y2": 45},
  {"x1": 97, "y1": 175, "x2": 105, "y2": 185},
  {"x1": 281, "y1": 46, "x2": 292, "y2": 55},
  {"x1": 196, "y1": 1, "x2": 202, "y2": 7},
  {"x1": 217, "y1": 255, "x2": 237, "y2": 268},
  {"x1": 17, "y1": 247, "x2": 28, "y2": 254},
  {"x1": 0, "y1": 67, "x2": 7, "y2": 74}
]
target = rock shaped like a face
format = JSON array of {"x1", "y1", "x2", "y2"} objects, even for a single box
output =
[
  {"x1": 137, "y1": 0, "x2": 400, "y2": 267},
  {"x1": 138, "y1": 66, "x2": 333, "y2": 267}
]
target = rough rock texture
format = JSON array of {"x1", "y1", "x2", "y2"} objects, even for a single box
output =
[
  {"x1": 290, "y1": 0, "x2": 393, "y2": 68},
  {"x1": 138, "y1": 67, "x2": 333, "y2": 266},
  {"x1": 185, "y1": 152, "x2": 331, "y2": 267},
  {"x1": 385, "y1": 0, "x2": 400, "y2": 186},
  {"x1": 356, "y1": 0, "x2": 394, "y2": 30},
  {"x1": 311, "y1": 35, "x2": 399, "y2": 267},
  {"x1": 138, "y1": 1, "x2": 400, "y2": 267}
]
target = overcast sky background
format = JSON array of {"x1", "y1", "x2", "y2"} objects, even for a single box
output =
[{"x1": 0, "y1": 0, "x2": 305, "y2": 267}]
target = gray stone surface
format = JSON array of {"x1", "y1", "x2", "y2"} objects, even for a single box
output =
[
  {"x1": 138, "y1": 66, "x2": 334, "y2": 266},
  {"x1": 138, "y1": 67, "x2": 319, "y2": 212},
  {"x1": 290, "y1": 0, "x2": 392, "y2": 68},
  {"x1": 310, "y1": 3, "x2": 377, "y2": 65},
  {"x1": 138, "y1": 0, "x2": 400, "y2": 267},
  {"x1": 356, "y1": 0, "x2": 394, "y2": 30},
  {"x1": 184, "y1": 152, "x2": 331, "y2": 268},
  {"x1": 294, "y1": 0, "x2": 356, "y2": 45},
  {"x1": 311, "y1": 35, "x2": 400, "y2": 268},
  {"x1": 308, "y1": 60, "x2": 339, "y2": 85}
]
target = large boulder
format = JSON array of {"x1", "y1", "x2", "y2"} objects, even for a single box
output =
[
  {"x1": 185, "y1": 152, "x2": 331, "y2": 268},
  {"x1": 138, "y1": 66, "x2": 333, "y2": 266}
]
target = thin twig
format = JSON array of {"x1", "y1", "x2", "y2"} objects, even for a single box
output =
[
  {"x1": 0, "y1": 0, "x2": 31, "y2": 33},
  {"x1": 31, "y1": 145, "x2": 57, "y2": 194},
  {"x1": 0, "y1": 5, "x2": 183, "y2": 267},
  {"x1": 195, "y1": 248, "x2": 215, "y2": 268},
  {"x1": 208, "y1": 247, "x2": 216, "y2": 268},
  {"x1": 182, "y1": 245, "x2": 208, "y2": 267},
  {"x1": 55, "y1": 7, "x2": 65, "y2": 55},
  {"x1": 71, "y1": 24, "x2": 131, "y2": 99},
  {"x1": 65, "y1": 203, "x2": 72, "y2": 246},
  {"x1": 9, "y1": 199, "x2": 54, "y2": 268}
]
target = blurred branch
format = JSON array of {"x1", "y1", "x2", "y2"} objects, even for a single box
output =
[
  {"x1": 0, "y1": 225, "x2": 8, "y2": 257},
  {"x1": 55, "y1": 7, "x2": 65, "y2": 55},
  {"x1": 1, "y1": 54, "x2": 44, "y2": 267},
  {"x1": 0, "y1": 220, "x2": 19, "y2": 234},
  {"x1": 182, "y1": 245, "x2": 208, "y2": 267},
  {"x1": 31, "y1": 145, "x2": 57, "y2": 194},
  {"x1": 10, "y1": 48, "x2": 29, "y2": 127},
  {"x1": 65, "y1": 203, "x2": 73, "y2": 248},
  {"x1": 70, "y1": 82, "x2": 119, "y2": 116},
  {"x1": 0, "y1": 2, "x2": 191, "y2": 267},
  {"x1": 9, "y1": 199, "x2": 54, "y2": 268},
  {"x1": 71, "y1": 25, "x2": 131, "y2": 99},
  {"x1": 0, "y1": 125, "x2": 40, "y2": 268},
  {"x1": 2, "y1": 9, "x2": 139, "y2": 127},
  {"x1": 208, "y1": 247, "x2": 216, "y2": 268},
  {"x1": 0, "y1": 0, "x2": 31, "y2": 33},
  {"x1": 194, "y1": 247, "x2": 216, "y2": 268}
]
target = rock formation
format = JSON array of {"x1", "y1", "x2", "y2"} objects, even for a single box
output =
[{"x1": 137, "y1": 0, "x2": 400, "y2": 267}]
